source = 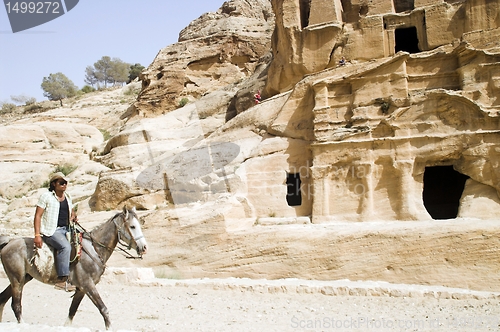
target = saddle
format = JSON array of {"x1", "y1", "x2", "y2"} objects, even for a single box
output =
[
  {"x1": 30, "y1": 243, "x2": 56, "y2": 282},
  {"x1": 30, "y1": 225, "x2": 83, "y2": 282}
]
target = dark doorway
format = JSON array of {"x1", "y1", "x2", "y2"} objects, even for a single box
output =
[
  {"x1": 395, "y1": 27, "x2": 420, "y2": 53},
  {"x1": 422, "y1": 166, "x2": 469, "y2": 219},
  {"x1": 286, "y1": 173, "x2": 302, "y2": 206},
  {"x1": 299, "y1": 0, "x2": 311, "y2": 29},
  {"x1": 394, "y1": 0, "x2": 415, "y2": 13}
]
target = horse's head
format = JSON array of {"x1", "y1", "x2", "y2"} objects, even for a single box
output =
[{"x1": 116, "y1": 206, "x2": 148, "y2": 257}]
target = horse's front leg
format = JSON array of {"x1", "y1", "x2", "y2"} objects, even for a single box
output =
[
  {"x1": 65, "y1": 289, "x2": 85, "y2": 327},
  {"x1": 84, "y1": 284, "x2": 112, "y2": 330}
]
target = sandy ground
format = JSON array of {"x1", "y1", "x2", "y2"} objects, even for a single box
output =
[{"x1": 0, "y1": 273, "x2": 499, "y2": 332}]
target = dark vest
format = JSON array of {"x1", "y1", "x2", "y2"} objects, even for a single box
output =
[{"x1": 57, "y1": 198, "x2": 69, "y2": 227}]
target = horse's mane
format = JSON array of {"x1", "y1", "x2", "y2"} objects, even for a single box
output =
[
  {"x1": 89, "y1": 208, "x2": 138, "y2": 235},
  {"x1": 90, "y1": 211, "x2": 122, "y2": 235}
]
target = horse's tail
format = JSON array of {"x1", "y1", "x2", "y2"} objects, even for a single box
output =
[{"x1": 0, "y1": 235, "x2": 11, "y2": 251}]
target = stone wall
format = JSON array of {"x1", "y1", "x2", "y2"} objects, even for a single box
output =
[
  {"x1": 265, "y1": 0, "x2": 500, "y2": 94},
  {"x1": 252, "y1": 0, "x2": 500, "y2": 222}
]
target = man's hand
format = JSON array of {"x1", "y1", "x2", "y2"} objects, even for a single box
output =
[{"x1": 34, "y1": 235, "x2": 43, "y2": 248}]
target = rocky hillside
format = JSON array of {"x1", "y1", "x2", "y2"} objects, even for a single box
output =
[
  {"x1": 0, "y1": 0, "x2": 282, "y2": 274},
  {"x1": 0, "y1": 84, "x2": 140, "y2": 230},
  {"x1": 131, "y1": 0, "x2": 274, "y2": 118},
  {"x1": 0, "y1": 0, "x2": 275, "y2": 226}
]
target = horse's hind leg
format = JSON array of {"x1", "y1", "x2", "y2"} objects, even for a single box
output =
[
  {"x1": 0, "y1": 284, "x2": 12, "y2": 321},
  {"x1": 9, "y1": 275, "x2": 31, "y2": 324},
  {"x1": 65, "y1": 289, "x2": 85, "y2": 327},
  {"x1": 10, "y1": 282, "x2": 24, "y2": 323}
]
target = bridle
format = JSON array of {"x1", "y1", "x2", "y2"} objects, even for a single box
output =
[
  {"x1": 113, "y1": 217, "x2": 145, "y2": 259},
  {"x1": 77, "y1": 211, "x2": 144, "y2": 269}
]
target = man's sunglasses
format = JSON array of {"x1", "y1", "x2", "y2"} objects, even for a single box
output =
[{"x1": 58, "y1": 181, "x2": 67, "y2": 185}]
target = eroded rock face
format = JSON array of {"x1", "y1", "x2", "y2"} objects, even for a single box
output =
[
  {"x1": 3, "y1": 0, "x2": 500, "y2": 290},
  {"x1": 95, "y1": 0, "x2": 500, "y2": 224},
  {"x1": 0, "y1": 121, "x2": 102, "y2": 199},
  {"x1": 132, "y1": 0, "x2": 274, "y2": 117},
  {"x1": 250, "y1": 0, "x2": 500, "y2": 223},
  {"x1": 96, "y1": 0, "x2": 500, "y2": 289},
  {"x1": 0, "y1": 85, "x2": 137, "y2": 227},
  {"x1": 308, "y1": 45, "x2": 500, "y2": 222},
  {"x1": 265, "y1": 0, "x2": 500, "y2": 94}
]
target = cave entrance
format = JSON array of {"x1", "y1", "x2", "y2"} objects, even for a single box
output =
[
  {"x1": 422, "y1": 165, "x2": 469, "y2": 219},
  {"x1": 395, "y1": 26, "x2": 420, "y2": 53},
  {"x1": 286, "y1": 173, "x2": 302, "y2": 206}
]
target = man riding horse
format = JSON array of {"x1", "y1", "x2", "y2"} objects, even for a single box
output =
[
  {"x1": 0, "y1": 202, "x2": 147, "y2": 329},
  {"x1": 33, "y1": 172, "x2": 77, "y2": 291}
]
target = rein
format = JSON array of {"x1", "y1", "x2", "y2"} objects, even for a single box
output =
[{"x1": 74, "y1": 213, "x2": 143, "y2": 266}]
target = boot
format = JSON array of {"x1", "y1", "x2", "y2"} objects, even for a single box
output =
[{"x1": 54, "y1": 277, "x2": 76, "y2": 292}]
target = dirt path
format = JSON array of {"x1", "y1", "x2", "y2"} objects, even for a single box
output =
[{"x1": 0, "y1": 274, "x2": 500, "y2": 332}]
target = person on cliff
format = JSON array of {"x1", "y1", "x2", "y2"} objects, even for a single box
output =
[
  {"x1": 254, "y1": 90, "x2": 262, "y2": 104},
  {"x1": 33, "y1": 172, "x2": 77, "y2": 292}
]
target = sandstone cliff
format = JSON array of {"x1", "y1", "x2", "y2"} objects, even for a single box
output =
[
  {"x1": 1, "y1": 0, "x2": 500, "y2": 292},
  {"x1": 130, "y1": 0, "x2": 274, "y2": 118}
]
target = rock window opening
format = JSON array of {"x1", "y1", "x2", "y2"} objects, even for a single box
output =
[
  {"x1": 395, "y1": 27, "x2": 420, "y2": 54},
  {"x1": 394, "y1": 0, "x2": 415, "y2": 13},
  {"x1": 286, "y1": 173, "x2": 302, "y2": 206},
  {"x1": 422, "y1": 165, "x2": 469, "y2": 220},
  {"x1": 299, "y1": 0, "x2": 311, "y2": 29}
]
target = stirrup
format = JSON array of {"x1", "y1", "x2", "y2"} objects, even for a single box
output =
[{"x1": 55, "y1": 280, "x2": 76, "y2": 292}]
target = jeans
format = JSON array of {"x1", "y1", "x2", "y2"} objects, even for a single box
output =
[{"x1": 43, "y1": 226, "x2": 71, "y2": 277}]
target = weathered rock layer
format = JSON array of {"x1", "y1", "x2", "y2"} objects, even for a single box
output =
[{"x1": 2, "y1": 0, "x2": 500, "y2": 291}]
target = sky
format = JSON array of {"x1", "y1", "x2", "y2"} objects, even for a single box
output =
[{"x1": 0, "y1": 0, "x2": 224, "y2": 104}]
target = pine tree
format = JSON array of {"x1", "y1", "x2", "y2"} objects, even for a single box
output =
[{"x1": 40, "y1": 72, "x2": 77, "y2": 106}]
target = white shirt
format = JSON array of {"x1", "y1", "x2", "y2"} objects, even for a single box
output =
[{"x1": 36, "y1": 190, "x2": 73, "y2": 236}]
